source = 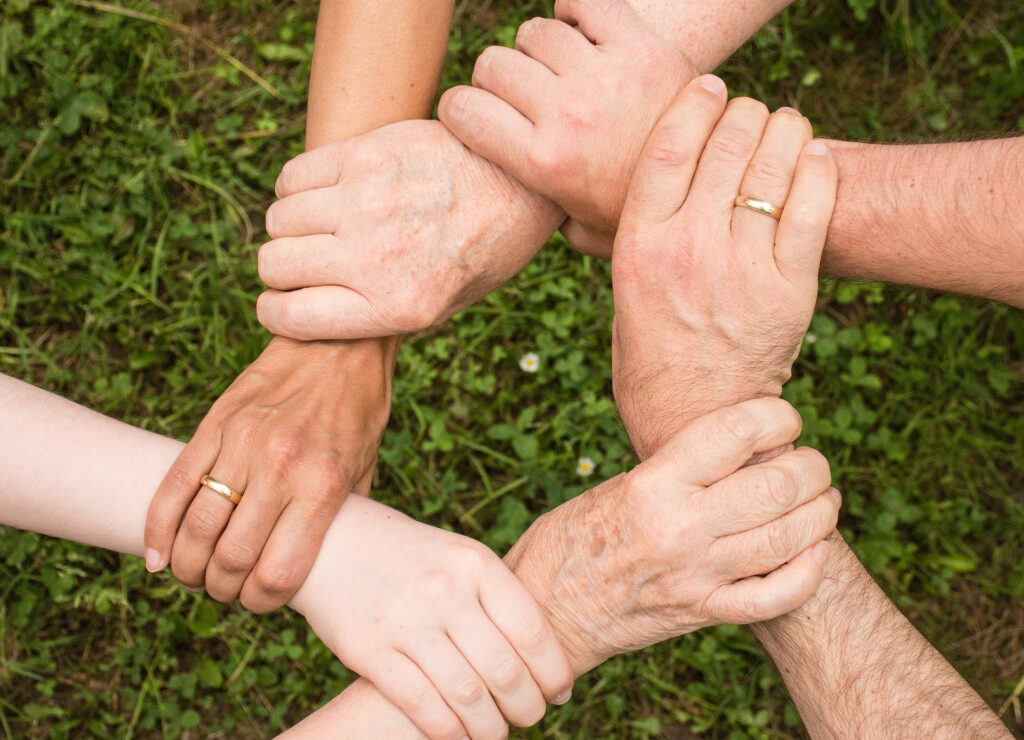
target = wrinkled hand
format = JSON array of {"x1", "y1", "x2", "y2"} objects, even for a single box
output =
[
  {"x1": 506, "y1": 398, "x2": 838, "y2": 675},
  {"x1": 439, "y1": 0, "x2": 694, "y2": 257},
  {"x1": 256, "y1": 119, "x2": 563, "y2": 340},
  {"x1": 290, "y1": 495, "x2": 573, "y2": 740},
  {"x1": 144, "y1": 337, "x2": 394, "y2": 612},
  {"x1": 611, "y1": 77, "x2": 838, "y2": 458}
]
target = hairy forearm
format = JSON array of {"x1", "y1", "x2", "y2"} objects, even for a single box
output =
[
  {"x1": 307, "y1": 0, "x2": 453, "y2": 148},
  {"x1": 823, "y1": 137, "x2": 1024, "y2": 306},
  {"x1": 753, "y1": 533, "x2": 1009, "y2": 739},
  {"x1": 629, "y1": 0, "x2": 792, "y2": 68}
]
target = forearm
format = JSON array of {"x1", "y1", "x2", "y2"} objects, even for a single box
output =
[
  {"x1": 629, "y1": 0, "x2": 792, "y2": 68},
  {"x1": 306, "y1": 0, "x2": 453, "y2": 148},
  {"x1": 822, "y1": 137, "x2": 1024, "y2": 307},
  {"x1": 753, "y1": 533, "x2": 1008, "y2": 739}
]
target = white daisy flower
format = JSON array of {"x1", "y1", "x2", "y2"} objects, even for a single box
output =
[
  {"x1": 519, "y1": 352, "x2": 540, "y2": 373},
  {"x1": 576, "y1": 457, "x2": 595, "y2": 477}
]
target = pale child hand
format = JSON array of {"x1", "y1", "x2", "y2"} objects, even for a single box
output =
[{"x1": 289, "y1": 495, "x2": 574, "y2": 740}]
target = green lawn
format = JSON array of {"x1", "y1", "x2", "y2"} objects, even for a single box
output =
[{"x1": 2, "y1": 0, "x2": 1023, "y2": 737}]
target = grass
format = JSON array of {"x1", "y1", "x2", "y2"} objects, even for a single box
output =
[{"x1": 1, "y1": 0, "x2": 1023, "y2": 737}]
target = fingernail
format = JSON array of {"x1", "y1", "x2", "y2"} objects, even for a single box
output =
[
  {"x1": 144, "y1": 548, "x2": 164, "y2": 573},
  {"x1": 697, "y1": 74, "x2": 726, "y2": 96},
  {"x1": 804, "y1": 139, "x2": 829, "y2": 156},
  {"x1": 828, "y1": 488, "x2": 843, "y2": 509},
  {"x1": 812, "y1": 541, "x2": 829, "y2": 565},
  {"x1": 777, "y1": 106, "x2": 801, "y2": 116},
  {"x1": 554, "y1": 690, "x2": 572, "y2": 705},
  {"x1": 186, "y1": 586, "x2": 203, "y2": 594}
]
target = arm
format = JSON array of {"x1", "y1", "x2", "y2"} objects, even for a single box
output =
[
  {"x1": 753, "y1": 535, "x2": 1010, "y2": 739},
  {"x1": 440, "y1": 0, "x2": 1024, "y2": 309},
  {"x1": 0, "y1": 374, "x2": 836, "y2": 737},
  {"x1": 254, "y1": 0, "x2": 795, "y2": 340},
  {"x1": 143, "y1": 0, "x2": 453, "y2": 612},
  {"x1": 822, "y1": 138, "x2": 1024, "y2": 307},
  {"x1": 606, "y1": 80, "x2": 1008, "y2": 735}
]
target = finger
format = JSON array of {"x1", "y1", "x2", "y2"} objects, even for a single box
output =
[
  {"x1": 479, "y1": 567, "x2": 574, "y2": 705},
  {"x1": 169, "y1": 457, "x2": 246, "y2": 589},
  {"x1": 472, "y1": 45, "x2": 557, "y2": 122},
  {"x1": 774, "y1": 139, "x2": 838, "y2": 285},
  {"x1": 708, "y1": 540, "x2": 830, "y2": 624},
  {"x1": 258, "y1": 234, "x2": 345, "y2": 291},
  {"x1": 650, "y1": 397, "x2": 804, "y2": 487},
  {"x1": 256, "y1": 287, "x2": 391, "y2": 341},
  {"x1": 731, "y1": 107, "x2": 812, "y2": 250},
  {"x1": 203, "y1": 473, "x2": 287, "y2": 603},
  {"x1": 438, "y1": 85, "x2": 533, "y2": 184},
  {"x1": 554, "y1": 0, "x2": 645, "y2": 46},
  {"x1": 704, "y1": 446, "x2": 832, "y2": 535},
  {"x1": 352, "y1": 464, "x2": 374, "y2": 497},
  {"x1": 274, "y1": 141, "x2": 347, "y2": 198},
  {"x1": 144, "y1": 424, "x2": 220, "y2": 572},
  {"x1": 365, "y1": 652, "x2": 469, "y2": 740},
  {"x1": 449, "y1": 614, "x2": 547, "y2": 728},
  {"x1": 514, "y1": 16, "x2": 595, "y2": 74},
  {"x1": 684, "y1": 96, "x2": 770, "y2": 227},
  {"x1": 265, "y1": 187, "x2": 341, "y2": 239},
  {"x1": 560, "y1": 219, "x2": 614, "y2": 259},
  {"x1": 716, "y1": 489, "x2": 840, "y2": 578},
  {"x1": 404, "y1": 639, "x2": 507, "y2": 740},
  {"x1": 619, "y1": 75, "x2": 727, "y2": 225},
  {"x1": 239, "y1": 498, "x2": 336, "y2": 613}
]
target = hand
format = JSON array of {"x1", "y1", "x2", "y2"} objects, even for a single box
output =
[
  {"x1": 439, "y1": 0, "x2": 694, "y2": 257},
  {"x1": 610, "y1": 77, "x2": 838, "y2": 458},
  {"x1": 255, "y1": 119, "x2": 564, "y2": 340},
  {"x1": 290, "y1": 495, "x2": 574, "y2": 740},
  {"x1": 144, "y1": 337, "x2": 395, "y2": 612},
  {"x1": 505, "y1": 398, "x2": 839, "y2": 675}
]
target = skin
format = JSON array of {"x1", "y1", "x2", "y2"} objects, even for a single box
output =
[
  {"x1": 438, "y1": 0, "x2": 1024, "y2": 306},
  {"x1": 277, "y1": 79, "x2": 1007, "y2": 736},
  {"x1": 606, "y1": 79, "x2": 1008, "y2": 737},
  {"x1": 143, "y1": 0, "x2": 454, "y2": 614},
  {"x1": 254, "y1": 0, "x2": 794, "y2": 340},
  {"x1": 0, "y1": 377, "x2": 834, "y2": 738}
]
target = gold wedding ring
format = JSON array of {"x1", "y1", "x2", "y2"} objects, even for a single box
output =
[
  {"x1": 734, "y1": 195, "x2": 784, "y2": 221},
  {"x1": 200, "y1": 475, "x2": 243, "y2": 505}
]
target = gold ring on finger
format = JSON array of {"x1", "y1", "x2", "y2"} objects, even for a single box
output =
[
  {"x1": 200, "y1": 475, "x2": 243, "y2": 505},
  {"x1": 734, "y1": 195, "x2": 783, "y2": 221}
]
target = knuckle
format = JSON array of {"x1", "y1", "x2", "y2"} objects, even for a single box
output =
[
  {"x1": 263, "y1": 430, "x2": 304, "y2": 469},
  {"x1": 646, "y1": 126, "x2": 699, "y2": 170},
  {"x1": 182, "y1": 504, "x2": 225, "y2": 542},
  {"x1": 761, "y1": 516, "x2": 796, "y2": 564},
  {"x1": 515, "y1": 613, "x2": 552, "y2": 652},
  {"x1": 715, "y1": 405, "x2": 761, "y2": 444},
  {"x1": 472, "y1": 46, "x2": 500, "y2": 83},
  {"x1": 525, "y1": 143, "x2": 567, "y2": 180},
  {"x1": 515, "y1": 17, "x2": 546, "y2": 48},
  {"x1": 253, "y1": 561, "x2": 303, "y2": 596},
  {"x1": 213, "y1": 539, "x2": 261, "y2": 576},
  {"x1": 708, "y1": 124, "x2": 758, "y2": 161},
  {"x1": 746, "y1": 152, "x2": 792, "y2": 183},
  {"x1": 757, "y1": 464, "x2": 798, "y2": 511},
  {"x1": 491, "y1": 653, "x2": 525, "y2": 691},
  {"x1": 452, "y1": 676, "x2": 487, "y2": 705}
]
